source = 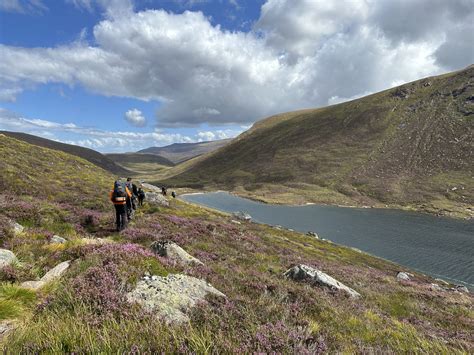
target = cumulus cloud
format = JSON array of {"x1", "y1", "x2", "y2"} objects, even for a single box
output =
[
  {"x1": 0, "y1": 0, "x2": 472, "y2": 127},
  {"x1": 0, "y1": 108, "x2": 243, "y2": 152},
  {"x1": 124, "y1": 108, "x2": 146, "y2": 127}
]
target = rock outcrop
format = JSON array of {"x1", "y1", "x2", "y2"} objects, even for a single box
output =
[
  {"x1": 127, "y1": 274, "x2": 225, "y2": 323},
  {"x1": 141, "y1": 182, "x2": 161, "y2": 192},
  {"x1": 146, "y1": 192, "x2": 170, "y2": 207},
  {"x1": 21, "y1": 260, "x2": 71, "y2": 290},
  {"x1": 284, "y1": 264, "x2": 361, "y2": 298},
  {"x1": 0, "y1": 249, "x2": 17, "y2": 268},
  {"x1": 8, "y1": 221, "x2": 24, "y2": 235},
  {"x1": 150, "y1": 241, "x2": 203, "y2": 266}
]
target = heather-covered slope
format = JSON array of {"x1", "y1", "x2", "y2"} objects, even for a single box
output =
[
  {"x1": 0, "y1": 133, "x2": 472, "y2": 353},
  {"x1": 139, "y1": 139, "x2": 232, "y2": 164},
  {"x1": 164, "y1": 66, "x2": 474, "y2": 218},
  {"x1": 1, "y1": 131, "x2": 132, "y2": 176}
]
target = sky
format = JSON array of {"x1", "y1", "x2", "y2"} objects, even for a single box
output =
[{"x1": 0, "y1": 0, "x2": 473, "y2": 153}]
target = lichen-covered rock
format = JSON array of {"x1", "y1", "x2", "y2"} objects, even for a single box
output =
[
  {"x1": 454, "y1": 285, "x2": 469, "y2": 293},
  {"x1": 397, "y1": 272, "x2": 411, "y2": 281},
  {"x1": 0, "y1": 249, "x2": 17, "y2": 268},
  {"x1": 146, "y1": 192, "x2": 169, "y2": 207},
  {"x1": 51, "y1": 235, "x2": 67, "y2": 244},
  {"x1": 141, "y1": 182, "x2": 161, "y2": 192},
  {"x1": 284, "y1": 264, "x2": 361, "y2": 298},
  {"x1": 21, "y1": 260, "x2": 71, "y2": 290},
  {"x1": 41, "y1": 260, "x2": 70, "y2": 283},
  {"x1": 127, "y1": 274, "x2": 225, "y2": 323},
  {"x1": 150, "y1": 241, "x2": 203, "y2": 266}
]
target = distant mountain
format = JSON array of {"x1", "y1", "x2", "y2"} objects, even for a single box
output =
[
  {"x1": 163, "y1": 65, "x2": 474, "y2": 218},
  {"x1": 0, "y1": 131, "x2": 132, "y2": 176},
  {"x1": 106, "y1": 153, "x2": 175, "y2": 167},
  {"x1": 138, "y1": 139, "x2": 232, "y2": 164}
]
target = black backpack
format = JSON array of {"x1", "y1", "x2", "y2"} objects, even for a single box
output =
[{"x1": 113, "y1": 181, "x2": 127, "y2": 200}]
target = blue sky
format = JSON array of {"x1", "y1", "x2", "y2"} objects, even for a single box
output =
[{"x1": 0, "y1": 0, "x2": 472, "y2": 152}]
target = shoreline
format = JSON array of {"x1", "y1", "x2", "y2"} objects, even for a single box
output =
[{"x1": 180, "y1": 191, "x2": 474, "y2": 290}]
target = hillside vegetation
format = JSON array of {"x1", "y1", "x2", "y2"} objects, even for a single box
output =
[
  {"x1": 0, "y1": 132, "x2": 473, "y2": 353},
  {"x1": 139, "y1": 139, "x2": 232, "y2": 164},
  {"x1": 1, "y1": 131, "x2": 132, "y2": 176},
  {"x1": 106, "y1": 152, "x2": 174, "y2": 174},
  {"x1": 163, "y1": 66, "x2": 474, "y2": 218}
]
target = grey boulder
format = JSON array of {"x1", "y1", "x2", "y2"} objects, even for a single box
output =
[
  {"x1": 127, "y1": 274, "x2": 225, "y2": 323},
  {"x1": 151, "y1": 241, "x2": 203, "y2": 266},
  {"x1": 397, "y1": 272, "x2": 411, "y2": 281},
  {"x1": 0, "y1": 249, "x2": 17, "y2": 268},
  {"x1": 146, "y1": 192, "x2": 169, "y2": 207},
  {"x1": 284, "y1": 264, "x2": 361, "y2": 298},
  {"x1": 21, "y1": 260, "x2": 71, "y2": 290}
]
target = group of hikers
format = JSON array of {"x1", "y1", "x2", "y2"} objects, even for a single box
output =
[
  {"x1": 109, "y1": 177, "x2": 146, "y2": 231},
  {"x1": 109, "y1": 178, "x2": 175, "y2": 231}
]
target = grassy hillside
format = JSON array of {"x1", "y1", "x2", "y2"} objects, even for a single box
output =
[
  {"x1": 163, "y1": 66, "x2": 474, "y2": 218},
  {"x1": 139, "y1": 139, "x2": 232, "y2": 164},
  {"x1": 0, "y1": 134, "x2": 472, "y2": 352},
  {"x1": 106, "y1": 152, "x2": 174, "y2": 174},
  {"x1": 1, "y1": 131, "x2": 132, "y2": 176}
]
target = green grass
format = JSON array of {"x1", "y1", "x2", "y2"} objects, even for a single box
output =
[{"x1": 0, "y1": 284, "x2": 36, "y2": 321}]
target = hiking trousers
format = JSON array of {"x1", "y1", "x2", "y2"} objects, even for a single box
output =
[{"x1": 114, "y1": 204, "x2": 127, "y2": 231}]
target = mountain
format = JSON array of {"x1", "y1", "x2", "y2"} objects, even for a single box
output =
[
  {"x1": 106, "y1": 153, "x2": 174, "y2": 166},
  {"x1": 1, "y1": 132, "x2": 471, "y2": 353},
  {"x1": 0, "y1": 131, "x2": 132, "y2": 176},
  {"x1": 138, "y1": 139, "x2": 232, "y2": 164},
  {"x1": 163, "y1": 65, "x2": 474, "y2": 218}
]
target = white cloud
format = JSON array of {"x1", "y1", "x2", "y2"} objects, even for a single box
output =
[
  {"x1": 124, "y1": 108, "x2": 146, "y2": 127},
  {"x1": 0, "y1": 0, "x2": 47, "y2": 14},
  {"x1": 0, "y1": 0, "x2": 472, "y2": 126},
  {"x1": 0, "y1": 108, "x2": 242, "y2": 152}
]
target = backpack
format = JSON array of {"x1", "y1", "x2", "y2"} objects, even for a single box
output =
[{"x1": 113, "y1": 181, "x2": 127, "y2": 202}]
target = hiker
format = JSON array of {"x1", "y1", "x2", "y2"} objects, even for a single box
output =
[
  {"x1": 125, "y1": 178, "x2": 135, "y2": 219},
  {"x1": 137, "y1": 187, "x2": 145, "y2": 206},
  {"x1": 171, "y1": 191, "x2": 176, "y2": 198},
  {"x1": 109, "y1": 180, "x2": 132, "y2": 231},
  {"x1": 161, "y1": 186, "x2": 167, "y2": 196}
]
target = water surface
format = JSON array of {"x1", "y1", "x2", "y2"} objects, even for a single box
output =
[{"x1": 182, "y1": 192, "x2": 474, "y2": 288}]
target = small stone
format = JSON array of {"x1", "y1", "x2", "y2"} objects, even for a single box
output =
[
  {"x1": 454, "y1": 285, "x2": 469, "y2": 293},
  {"x1": 430, "y1": 283, "x2": 443, "y2": 292},
  {"x1": 51, "y1": 235, "x2": 67, "y2": 244},
  {"x1": 9, "y1": 221, "x2": 24, "y2": 235},
  {"x1": 306, "y1": 231, "x2": 319, "y2": 238},
  {"x1": 232, "y1": 211, "x2": 252, "y2": 221},
  {"x1": 230, "y1": 220, "x2": 241, "y2": 225},
  {"x1": 397, "y1": 272, "x2": 411, "y2": 281},
  {"x1": 0, "y1": 249, "x2": 17, "y2": 268}
]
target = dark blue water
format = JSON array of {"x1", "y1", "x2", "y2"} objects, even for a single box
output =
[{"x1": 183, "y1": 192, "x2": 474, "y2": 288}]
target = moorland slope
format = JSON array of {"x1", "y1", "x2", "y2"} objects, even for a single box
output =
[
  {"x1": 1, "y1": 131, "x2": 132, "y2": 176},
  {"x1": 0, "y1": 134, "x2": 472, "y2": 352},
  {"x1": 164, "y1": 66, "x2": 474, "y2": 218}
]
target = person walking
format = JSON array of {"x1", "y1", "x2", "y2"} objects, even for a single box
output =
[
  {"x1": 109, "y1": 180, "x2": 132, "y2": 231},
  {"x1": 125, "y1": 177, "x2": 135, "y2": 219},
  {"x1": 137, "y1": 187, "x2": 145, "y2": 206}
]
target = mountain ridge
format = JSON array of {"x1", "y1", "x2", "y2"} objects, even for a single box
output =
[
  {"x1": 162, "y1": 65, "x2": 474, "y2": 218},
  {"x1": 0, "y1": 131, "x2": 133, "y2": 176}
]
